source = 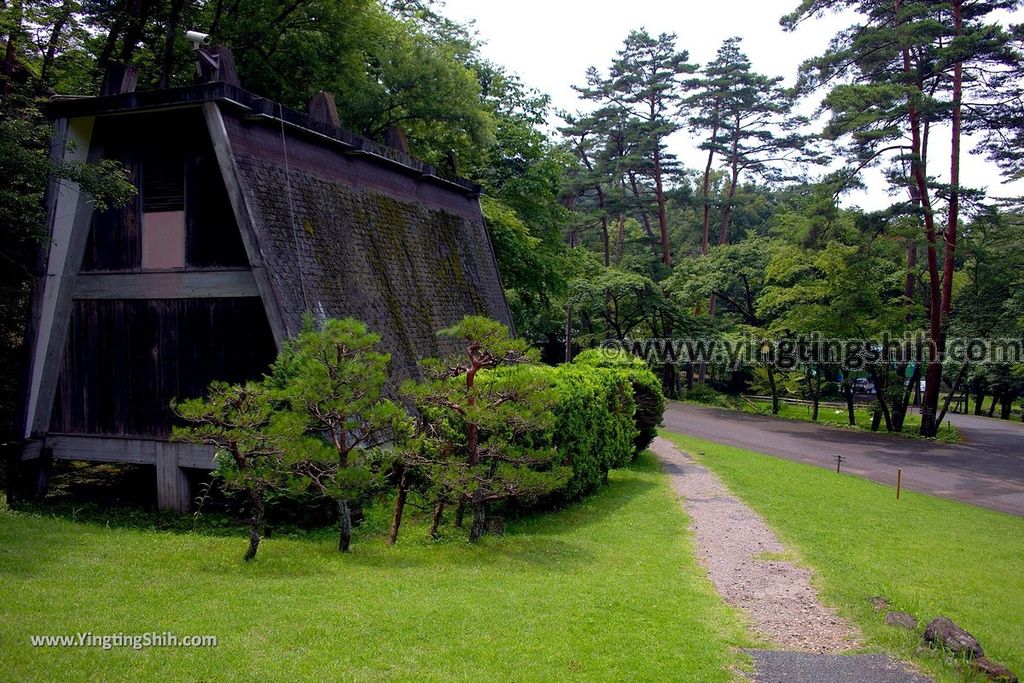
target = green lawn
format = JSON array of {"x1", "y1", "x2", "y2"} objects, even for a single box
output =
[
  {"x1": 663, "y1": 431, "x2": 1024, "y2": 682},
  {"x1": 739, "y1": 399, "x2": 962, "y2": 443},
  {"x1": 0, "y1": 452, "x2": 749, "y2": 682}
]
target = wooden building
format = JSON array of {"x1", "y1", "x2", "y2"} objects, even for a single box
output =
[{"x1": 18, "y1": 79, "x2": 512, "y2": 511}]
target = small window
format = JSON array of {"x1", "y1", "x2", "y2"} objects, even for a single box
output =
[
  {"x1": 141, "y1": 151, "x2": 185, "y2": 269},
  {"x1": 142, "y1": 210, "x2": 185, "y2": 269}
]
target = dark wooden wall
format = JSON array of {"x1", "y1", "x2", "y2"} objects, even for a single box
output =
[
  {"x1": 81, "y1": 110, "x2": 247, "y2": 272},
  {"x1": 50, "y1": 298, "x2": 277, "y2": 437}
]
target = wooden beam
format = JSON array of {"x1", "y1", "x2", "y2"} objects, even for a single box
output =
[
  {"x1": 19, "y1": 440, "x2": 43, "y2": 461},
  {"x1": 42, "y1": 434, "x2": 215, "y2": 469},
  {"x1": 16, "y1": 120, "x2": 70, "y2": 445},
  {"x1": 202, "y1": 102, "x2": 290, "y2": 348},
  {"x1": 25, "y1": 117, "x2": 97, "y2": 439},
  {"x1": 73, "y1": 269, "x2": 259, "y2": 299}
]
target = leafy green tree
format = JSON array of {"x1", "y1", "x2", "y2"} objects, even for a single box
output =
[
  {"x1": 402, "y1": 316, "x2": 570, "y2": 542},
  {"x1": 269, "y1": 318, "x2": 411, "y2": 552},
  {"x1": 569, "y1": 267, "x2": 675, "y2": 344},
  {"x1": 573, "y1": 29, "x2": 696, "y2": 266},
  {"x1": 172, "y1": 381, "x2": 292, "y2": 561},
  {"x1": 784, "y1": 0, "x2": 1022, "y2": 435},
  {"x1": 0, "y1": 67, "x2": 133, "y2": 442},
  {"x1": 688, "y1": 37, "x2": 808, "y2": 262}
]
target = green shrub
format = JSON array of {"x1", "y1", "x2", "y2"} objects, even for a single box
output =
[
  {"x1": 573, "y1": 348, "x2": 665, "y2": 454},
  {"x1": 503, "y1": 362, "x2": 638, "y2": 502}
]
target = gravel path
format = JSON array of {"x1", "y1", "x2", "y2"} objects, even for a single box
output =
[{"x1": 650, "y1": 437, "x2": 859, "y2": 653}]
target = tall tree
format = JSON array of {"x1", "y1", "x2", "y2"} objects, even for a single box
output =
[
  {"x1": 573, "y1": 29, "x2": 695, "y2": 266},
  {"x1": 688, "y1": 37, "x2": 807, "y2": 258},
  {"x1": 784, "y1": 0, "x2": 1022, "y2": 435}
]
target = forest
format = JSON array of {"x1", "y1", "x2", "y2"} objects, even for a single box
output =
[{"x1": 2, "y1": 0, "x2": 1023, "y2": 445}]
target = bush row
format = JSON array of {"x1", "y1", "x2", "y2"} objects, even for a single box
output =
[{"x1": 519, "y1": 351, "x2": 665, "y2": 502}]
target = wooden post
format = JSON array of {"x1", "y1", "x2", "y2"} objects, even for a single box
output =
[
  {"x1": 155, "y1": 443, "x2": 191, "y2": 513},
  {"x1": 33, "y1": 447, "x2": 53, "y2": 500},
  {"x1": 4, "y1": 441, "x2": 16, "y2": 507},
  {"x1": 896, "y1": 468, "x2": 902, "y2": 500}
]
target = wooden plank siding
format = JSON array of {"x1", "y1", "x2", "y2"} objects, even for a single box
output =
[{"x1": 49, "y1": 297, "x2": 277, "y2": 438}]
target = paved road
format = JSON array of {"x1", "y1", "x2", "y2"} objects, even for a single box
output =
[
  {"x1": 662, "y1": 401, "x2": 1024, "y2": 516},
  {"x1": 746, "y1": 650, "x2": 930, "y2": 683}
]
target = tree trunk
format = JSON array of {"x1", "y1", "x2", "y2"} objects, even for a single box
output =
[
  {"x1": 614, "y1": 214, "x2": 625, "y2": 263},
  {"x1": 926, "y1": 0, "x2": 965, "y2": 436},
  {"x1": 811, "y1": 365, "x2": 822, "y2": 422},
  {"x1": 428, "y1": 500, "x2": 445, "y2": 538},
  {"x1": 243, "y1": 489, "x2": 264, "y2": 562},
  {"x1": 652, "y1": 147, "x2": 671, "y2": 266},
  {"x1": 700, "y1": 105, "x2": 720, "y2": 257},
  {"x1": 871, "y1": 368, "x2": 893, "y2": 431},
  {"x1": 387, "y1": 469, "x2": 409, "y2": 546},
  {"x1": 767, "y1": 366, "x2": 780, "y2": 415},
  {"x1": 1000, "y1": 394, "x2": 1014, "y2": 420},
  {"x1": 974, "y1": 388, "x2": 986, "y2": 416},
  {"x1": 896, "y1": 0, "x2": 944, "y2": 437},
  {"x1": 988, "y1": 393, "x2": 999, "y2": 418},
  {"x1": 468, "y1": 496, "x2": 487, "y2": 543},
  {"x1": 337, "y1": 499, "x2": 352, "y2": 553},
  {"x1": 454, "y1": 497, "x2": 466, "y2": 528},
  {"x1": 717, "y1": 114, "x2": 742, "y2": 249},
  {"x1": 3, "y1": 0, "x2": 23, "y2": 98},
  {"x1": 892, "y1": 365, "x2": 919, "y2": 432},
  {"x1": 936, "y1": 364, "x2": 968, "y2": 428},
  {"x1": 600, "y1": 216, "x2": 610, "y2": 267},
  {"x1": 41, "y1": 0, "x2": 74, "y2": 86},
  {"x1": 159, "y1": 0, "x2": 186, "y2": 88},
  {"x1": 117, "y1": 0, "x2": 152, "y2": 64},
  {"x1": 845, "y1": 378, "x2": 856, "y2": 426}
]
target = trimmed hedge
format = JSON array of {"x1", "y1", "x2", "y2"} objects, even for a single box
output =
[
  {"x1": 573, "y1": 348, "x2": 666, "y2": 454},
  {"x1": 431, "y1": 353, "x2": 664, "y2": 507},
  {"x1": 500, "y1": 361, "x2": 637, "y2": 502},
  {"x1": 549, "y1": 364, "x2": 637, "y2": 499}
]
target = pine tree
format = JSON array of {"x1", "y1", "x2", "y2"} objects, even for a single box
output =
[
  {"x1": 785, "y1": 0, "x2": 1022, "y2": 435},
  {"x1": 573, "y1": 30, "x2": 696, "y2": 267},
  {"x1": 269, "y1": 318, "x2": 411, "y2": 552},
  {"x1": 402, "y1": 316, "x2": 570, "y2": 542}
]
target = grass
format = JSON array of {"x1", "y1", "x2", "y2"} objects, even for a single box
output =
[
  {"x1": 684, "y1": 391, "x2": 962, "y2": 444},
  {"x1": 0, "y1": 452, "x2": 750, "y2": 682},
  {"x1": 742, "y1": 399, "x2": 962, "y2": 444},
  {"x1": 662, "y1": 430, "x2": 1024, "y2": 682}
]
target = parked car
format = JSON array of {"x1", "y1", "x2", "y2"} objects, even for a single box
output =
[{"x1": 853, "y1": 378, "x2": 876, "y2": 394}]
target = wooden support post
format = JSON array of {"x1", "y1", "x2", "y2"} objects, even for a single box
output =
[
  {"x1": 33, "y1": 447, "x2": 53, "y2": 500},
  {"x1": 896, "y1": 468, "x2": 902, "y2": 500},
  {"x1": 155, "y1": 444, "x2": 191, "y2": 513},
  {"x1": 4, "y1": 440, "x2": 21, "y2": 506}
]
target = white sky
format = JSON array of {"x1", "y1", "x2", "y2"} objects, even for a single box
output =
[{"x1": 439, "y1": 0, "x2": 1023, "y2": 212}]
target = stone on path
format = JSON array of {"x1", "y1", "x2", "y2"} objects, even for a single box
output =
[{"x1": 971, "y1": 656, "x2": 1019, "y2": 683}]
